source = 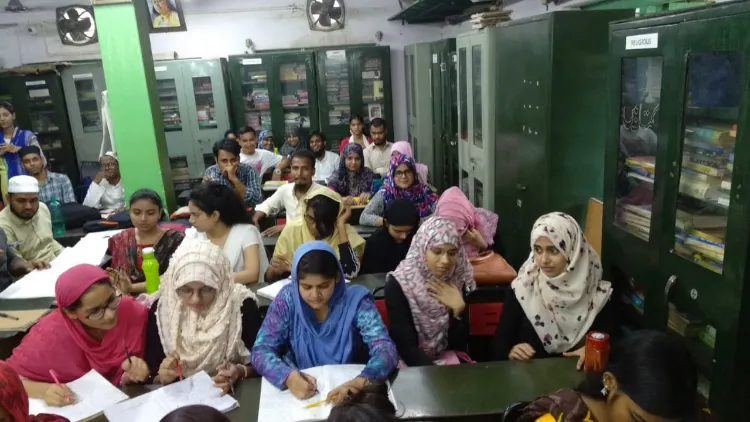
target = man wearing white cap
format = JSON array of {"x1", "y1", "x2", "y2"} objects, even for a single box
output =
[
  {"x1": 0, "y1": 175, "x2": 63, "y2": 263},
  {"x1": 83, "y1": 152, "x2": 125, "y2": 213}
]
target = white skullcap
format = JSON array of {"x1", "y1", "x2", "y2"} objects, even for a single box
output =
[
  {"x1": 101, "y1": 151, "x2": 118, "y2": 161},
  {"x1": 8, "y1": 175, "x2": 39, "y2": 194}
]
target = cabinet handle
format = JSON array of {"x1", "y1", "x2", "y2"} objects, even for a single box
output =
[
  {"x1": 516, "y1": 184, "x2": 527, "y2": 191},
  {"x1": 664, "y1": 275, "x2": 677, "y2": 303}
]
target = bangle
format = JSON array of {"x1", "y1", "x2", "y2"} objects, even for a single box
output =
[{"x1": 241, "y1": 365, "x2": 248, "y2": 379}]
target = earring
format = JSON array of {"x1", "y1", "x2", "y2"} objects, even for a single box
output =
[{"x1": 601, "y1": 387, "x2": 608, "y2": 396}]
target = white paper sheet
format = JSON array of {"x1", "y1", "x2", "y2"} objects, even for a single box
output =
[
  {"x1": 103, "y1": 371, "x2": 238, "y2": 422},
  {"x1": 28, "y1": 369, "x2": 129, "y2": 422},
  {"x1": 257, "y1": 364, "x2": 396, "y2": 422},
  {"x1": 256, "y1": 278, "x2": 352, "y2": 301}
]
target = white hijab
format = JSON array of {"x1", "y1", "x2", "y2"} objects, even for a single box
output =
[
  {"x1": 511, "y1": 212, "x2": 612, "y2": 354},
  {"x1": 155, "y1": 240, "x2": 256, "y2": 376}
]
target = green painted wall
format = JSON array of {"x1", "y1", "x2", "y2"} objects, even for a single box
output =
[{"x1": 94, "y1": 1, "x2": 175, "y2": 210}]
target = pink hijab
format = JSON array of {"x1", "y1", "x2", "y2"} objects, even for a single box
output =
[
  {"x1": 391, "y1": 141, "x2": 429, "y2": 185},
  {"x1": 8, "y1": 265, "x2": 148, "y2": 384},
  {"x1": 391, "y1": 217, "x2": 475, "y2": 358},
  {"x1": 435, "y1": 187, "x2": 498, "y2": 258}
]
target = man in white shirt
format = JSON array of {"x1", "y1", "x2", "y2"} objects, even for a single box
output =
[
  {"x1": 363, "y1": 118, "x2": 392, "y2": 177},
  {"x1": 82, "y1": 152, "x2": 125, "y2": 213},
  {"x1": 309, "y1": 130, "x2": 339, "y2": 184},
  {"x1": 252, "y1": 149, "x2": 325, "y2": 236},
  {"x1": 237, "y1": 127, "x2": 284, "y2": 179}
]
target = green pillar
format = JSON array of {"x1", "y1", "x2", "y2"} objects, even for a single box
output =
[{"x1": 93, "y1": 0, "x2": 175, "y2": 210}]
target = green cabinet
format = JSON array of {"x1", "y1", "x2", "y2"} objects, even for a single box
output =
[
  {"x1": 0, "y1": 72, "x2": 80, "y2": 191},
  {"x1": 491, "y1": 10, "x2": 630, "y2": 268},
  {"x1": 228, "y1": 52, "x2": 319, "y2": 148},
  {"x1": 316, "y1": 46, "x2": 393, "y2": 147},
  {"x1": 603, "y1": 4, "x2": 750, "y2": 419}
]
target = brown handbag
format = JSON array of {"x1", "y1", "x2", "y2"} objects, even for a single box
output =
[{"x1": 469, "y1": 251, "x2": 517, "y2": 285}]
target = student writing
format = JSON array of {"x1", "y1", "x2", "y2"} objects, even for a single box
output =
[{"x1": 360, "y1": 199, "x2": 418, "y2": 275}]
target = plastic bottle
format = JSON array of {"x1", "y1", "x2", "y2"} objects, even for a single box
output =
[
  {"x1": 142, "y1": 247, "x2": 161, "y2": 294},
  {"x1": 584, "y1": 331, "x2": 610, "y2": 374},
  {"x1": 49, "y1": 195, "x2": 66, "y2": 236}
]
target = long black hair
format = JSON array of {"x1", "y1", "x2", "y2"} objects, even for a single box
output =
[
  {"x1": 577, "y1": 330, "x2": 697, "y2": 419},
  {"x1": 328, "y1": 384, "x2": 397, "y2": 422},
  {"x1": 189, "y1": 182, "x2": 250, "y2": 226},
  {"x1": 306, "y1": 194, "x2": 340, "y2": 239},
  {"x1": 129, "y1": 188, "x2": 163, "y2": 209},
  {"x1": 159, "y1": 405, "x2": 230, "y2": 422}
]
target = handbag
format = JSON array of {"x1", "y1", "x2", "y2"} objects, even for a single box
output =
[{"x1": 469, "y1": 251, "x2": 517, "y2": 285}]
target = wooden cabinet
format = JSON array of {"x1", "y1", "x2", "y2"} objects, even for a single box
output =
[{"x1": 603, "y1": 4, "x2": 750, "y2": 419}]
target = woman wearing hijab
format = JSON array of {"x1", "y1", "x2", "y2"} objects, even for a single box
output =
[
  {"x1": 266, "y1": 189, "x2": 365, "y2": 282},
  {"x1": 0, "y1": 361, "x2": 69, "y2": 422},
  {"x1": 435, "y1": 187, "x2": 504, "y2": 258},
  {"x1": 259, "y1": 130, "x2": 276, "y2": 152},
  {"x1": 280, "y1": 127, "x2": 307, "y2": 158},
  {"x1": 390, "y1": 141, "x2": 428, "y2": 185},
  {"x1": 492, "y1": 212, "x2": 615, "y2": 368},
  {"x1": 359, "y1": 155, "x2": 438, "y2": 227},
  {"x1": 8, "y1": 265, "x2": 149, "y2": 406},
  {"x1": 385, "y1": 217, "x2": 475, "y2": 367},
  {"x1": 360, "y1": 199, "x2": 419, "y2": 275},
  {"x1": 145, "y1": 241, "x2": 261, "y2": 394},
  {"x1": 328, "y1": 143, "x2": 374, "y2": 206},
  {"x1": 252, "y1": 242, "x2": 398, "y2": 403}
]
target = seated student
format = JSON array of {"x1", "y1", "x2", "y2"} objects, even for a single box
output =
[
  {"x1": 338, "y1": 115, "x2": 372, "y2": 154},
  {"x1": 359, "y1": 155, "x2": 437, "y2": 227},
  {"x1": 224, "y1": 129, "x2": 237, "y2": 141},
  {"x1": 0, "y1": 227, "x2": 47, "y2": 292},
  {"x1": 328, "y1": 384, "x2": 397, "y2": 422},
  {"x1": 518, "y1": 330, "x2": 697, "y2": 422},
  {"x1": 280, "y1": 126, "x2": 307, "y2": 157},
  {"x1": 186, "y1": 182, "x2": 268, "y2": 284},
  {"x1": 252, "y1": 149, "x2": 325, "y2": 237},
  {"x1": 328, "y1": 143, "x2": 374, "y2": 206},
  {"x1": 8, "y1": 265, "x2": 149, "y2": 406},
  {"x1": 309, "y1": 131, "x2": 340, "y2": 184},
  {"x1": 83, "y1": 152, "x2": 125, "y2": 212},
  {"x1": 385, "y1": 217, "x2": 475, "y2": 367},
  {"x1": 20, "y1": 146, "x2": 76, "y2": 204},
  {"x1": 106, "y1": 189, "x2": 184, "y2": 295},
  {"x1": 266, "y1": 189, "x2": 365, "y2": 282},
  {"x1": 160, "y1": 405, "x2": 230, "y2": 422},
  {"x1": 0, "y1": 361, "x2": 70, "y2": 422},
  {"x1": 435, "y1": 187, "x2": 504, "y2": 258},
  {"x1": 252, "y1": 242, "x2": 398, "y2": 403},
  {"x1": 259, "y1": 130, "x2": 276, "y2": 152},
  {"x1": 492, "y1": 212, "x2": 615, "y2": 366},
  {"x1": 390, "y1": 141, "x2": 429, "y2": 185},
  {"x1": 204, "y1": 139, "x2": 262, "y2": 207},
  {"x1": 238, "y1": 126, "x2": 283, "y2": 177},
  {"x1": 145, "y1": 241, "x2": 261, "y2": 394},
  {"x1": 362, "y1": 118, "x2": 392, "y2": 178},
  {"x1": 360, "y1": 199, "x2": 418, "y2": 275},
  {"x1": 0, "y1": 176, "x2": 63, "y2": 263}
]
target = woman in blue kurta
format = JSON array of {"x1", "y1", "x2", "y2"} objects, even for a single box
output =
[
  {"x1": 251, "y1": 241, "x2": 397, "y2": 404},
  {"x1": 0, "y1": 102, "x2": 46, "y2": 202}
]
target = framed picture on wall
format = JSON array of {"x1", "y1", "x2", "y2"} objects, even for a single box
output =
[{"x1": 147, "y1": 0, "x2": 187, "y2": 33}]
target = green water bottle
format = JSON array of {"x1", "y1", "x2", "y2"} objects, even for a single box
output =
[{"x1": 142, "y1": 247, "x2": 160, "y2": 294}]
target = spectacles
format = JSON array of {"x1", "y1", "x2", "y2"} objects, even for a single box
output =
[
  {"x1": 394, "y1": 169, "x2": 413, "y2": 179},
  {"x1": 100, "y1": 163, "x2": 117, "y2": 169},
  {"x1": 176, "y1": 285, "x2": 216, "y2": 298},
  {"x1": 83, "y1": 291, "x2": 122, "y2": 320}
]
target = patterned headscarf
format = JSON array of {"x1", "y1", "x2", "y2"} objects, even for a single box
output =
[
  {"x1": 435, "y1": 187, "x2": 499, "y2": 258},
  {"x1": 390, "y1": 217, "x2": 475, "y2": 358},
  {"x1": 280, "y1": 127, "x2": 307, "y2": 157},
  {"x1": 512, "y1": 212, "x2": 612, "y2": 354},
  {"x1": 155, "y1": 240, "x2": 256, "y2": 376},
  {"x1": 258, "y1": 130, "x2": 274, "y2": 149},
  {"x1": 328, "y1": 143, "x2": 374, "y2": 197},
  {"x1": 381, "y1": 154, "x2": 437, "y2": 218},
  {"x1": 391, "y1": 141, "x2": 429, "y2": 185}
]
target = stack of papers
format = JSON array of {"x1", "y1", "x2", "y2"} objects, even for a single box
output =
[
  {"x1": 103, "y1": 371, "x2": 238, "y2": 422},
  {"x1": 256, "y1": 278, "x2": 351, "y2": 301},
  {"x1": 28, "y1": 370, "x2": 129, "y2": 422}
]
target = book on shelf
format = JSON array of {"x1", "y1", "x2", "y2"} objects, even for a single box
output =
[
  {"x1": 667, "y1": 303, "x2": 704, "y2": 337},
  {"x1": 685, "y1": 124, "x2": 736, "y2": 145},
  {"x1": 624, "y1": 155, "x2": 656, "y2": 172},
  {"x1": 675, "y1": 209, "x2": 727, "y2": 230}
]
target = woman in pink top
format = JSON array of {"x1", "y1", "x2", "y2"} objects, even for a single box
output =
[{"x1": 339, "y1": 115, "x2": 372, "y2": 154}]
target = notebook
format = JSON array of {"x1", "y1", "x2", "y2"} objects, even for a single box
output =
[
  {"x1": 28, "y1": 369, "x2": 129, "y2": 422},
  {"x1": 256, "y1": 278, "x2": 352, "y2": 301},
  {"x1": 257, "y1": 364, "x2": 397, "y2": 422},
  {"x1": 103, "y1": 371, "x2": 238, "y2": 422}
]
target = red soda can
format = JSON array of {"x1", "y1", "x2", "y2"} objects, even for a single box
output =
[{"x1": 584, "y1": 331, "x2": 610, "y2": 374}]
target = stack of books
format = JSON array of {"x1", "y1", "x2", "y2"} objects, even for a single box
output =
[{"x1": 616, "y1": 203, "x2": 652, "y2": 241}]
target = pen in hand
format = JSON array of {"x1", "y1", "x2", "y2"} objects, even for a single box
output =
[{"x1": 49, "y1": 370, "x2": 74, "y2": 404}]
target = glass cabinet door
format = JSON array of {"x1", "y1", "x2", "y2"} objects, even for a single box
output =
[
  {"x1": 322, "y1": 50, "x2": 351, "y2": 128},
  {"x1": 240, "y1": 60, "x2": 272, "y2": 132},
  {"x1": 613, "y1": 57, "x2": 664, "y2": 241},
  {"x1": 156, "y1": 79, "x2": 182, "y2": 132},
  {"x1": 192, "y1": 76, "x2": 217, "y2": 130},
  {"x1": 672, "y1": 52, "x2": 740, "y2": 274},
  {"x1": 458, "y1": 47, "x2": 468, "y2": 142},
  {"x1": 359, "y1": 55, "x2": 385, "y2": 123},
  {"x1": 279, "y1": 62, "x2": 311, "y2": 133},
  {"x1": 25, "y1": 80, "x2": 59, "y2": 134},
  {"x1": 73, "y1": 78, "x2": 101, "y2": 133},
  {"x1": 471, "y1": 45, "x2": 483, "y2": 148}
]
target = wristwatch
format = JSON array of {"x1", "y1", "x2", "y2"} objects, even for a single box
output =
[{"x1": 274, "y1": 169, "x2": 282, "y2": 175}]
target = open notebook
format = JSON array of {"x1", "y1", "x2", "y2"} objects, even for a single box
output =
[
  {"x1": 258, "y1": 364, "x2": 397, "y2": 422},
  {"x1": 257, "y1": 278, "x2": 352, "y2": 301},
  {"x1": 28, "y1": 370, "x2": 129, "y2": 422},
  {"x1": 103, "y1": 371, "x2": 238, "y2": 422}
]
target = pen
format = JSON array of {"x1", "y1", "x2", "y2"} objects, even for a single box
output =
[
  {"x1": 123, "y1": 340, "x2": 132, "y2": 365},
  {"x1": 49, "y1": 370, "x2": 73, "y2": 403},
  {"x1": 177, "y1": 361, "x2": 183, "y2": 381},
  {"x1": 304, "y1": 395, "x2": 336, "y2": 409},
  {"x1": 0, "y1": 312, "x2": 19, "y2": 321},
  {"x1": 300, "y1": 372, "x2": 318, "y2": 395}
]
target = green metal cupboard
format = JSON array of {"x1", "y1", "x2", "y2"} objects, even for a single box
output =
[
  {"x1": 603, "y1": 3, "x2": 750, "y2": 420},
  {"x1": 491, "y1": 10, "x2": 630, "y2": 269},
  {"x1": 0, "y1": 72, "x2": 80, "y2": 189}
]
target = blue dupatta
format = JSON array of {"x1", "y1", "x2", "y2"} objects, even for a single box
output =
[
  {"x1": 290, "y1": 241, "x2": 369, "y2": 369},
  {"x1": 6, "y1": 129, "x2": 32, "y2": 178}
]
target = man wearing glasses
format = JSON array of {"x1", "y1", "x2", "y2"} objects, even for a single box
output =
[{"x1": 83, "y1": 151, "x2": 125, "y2": 214}]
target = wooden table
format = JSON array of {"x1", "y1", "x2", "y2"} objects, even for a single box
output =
[
  {"x1": 54, "y1": 228, "x2": 87, "y2": 248},
  {"x1": 105, "y1": 358, "x2": 581, "y2": 422}
]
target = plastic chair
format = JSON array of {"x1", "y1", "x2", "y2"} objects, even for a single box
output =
[
  {"x1": 469, "y1": 303, "x2": 503, "y2": 336},
  {"x1": 502, "y1": 401, "x2": 530, "y2": 422},
  {"x1": 372, "y1": 286, "x2": 389, "y2": 329}
]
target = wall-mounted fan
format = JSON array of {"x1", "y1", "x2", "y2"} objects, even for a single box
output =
[
  {"x1": 56, "y1": 5, "x2": 98, "y2": 46},
  {"x1": 307, "y1": 0, "x2": 345, "y2": 32}
]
